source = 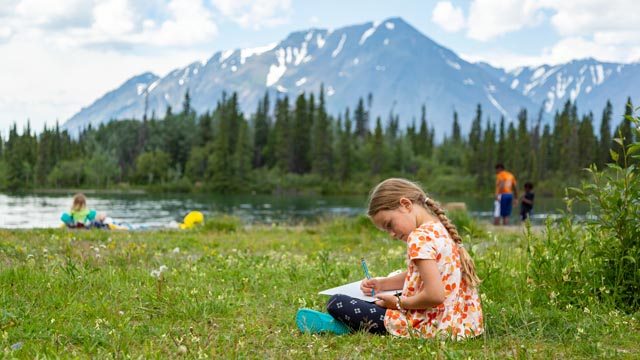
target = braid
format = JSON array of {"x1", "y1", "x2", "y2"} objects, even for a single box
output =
[
  {"x1": 425, "y1": 198, "x2": 481, "y2": 288},
  {"x1": 425, "y1": 198, "x2": 461, "y2": 243}
]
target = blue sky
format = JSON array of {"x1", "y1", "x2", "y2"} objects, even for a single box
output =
[{"x1": 0, "y1": 0, "x2": 638, "y2": 136}]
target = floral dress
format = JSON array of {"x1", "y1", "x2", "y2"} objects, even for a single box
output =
[{"x1": 384, "y1": 221, "x2": 484, "y2": 339}]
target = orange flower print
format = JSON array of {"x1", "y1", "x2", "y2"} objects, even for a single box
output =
[
  {"x1": 387, "y1": 310, "x2": 401, "y2": 320},
  {"x1": 409, "y1": 243, "x2": 420, "y2": 257}
]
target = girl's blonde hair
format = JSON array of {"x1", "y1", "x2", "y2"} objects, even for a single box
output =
[
  {"x1": 367, "y1": 178, "x2": 481, "y2": 288},
  {"x1": 71, "y1": 193, "x2": 87, "y2": 212}
]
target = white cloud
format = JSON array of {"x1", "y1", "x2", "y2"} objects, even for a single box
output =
[
  {"x1": 0, "y1": 0, "x2": 218, "y2": 136},
  {"x1": 92, "y1": 0, "x2": 135, "y2": 37},
  {"x1": 462, "y1": 0, "x2": 640, "y2": 65},
  {"x1": 431, "y1": 1, "x2": 465, "y2": 33},
  {"x1": 210, "y1": 0, "x2": 292, "y2": 29},
  {"x1": 545, "y1": 1, "x2": 640, "y2": 37},
  {"x1": 6, "y1": 0, "x2": 218, "y2": 49},
  {"x1": 466, "y1": 0, "x2": 544, "y2": 41}
]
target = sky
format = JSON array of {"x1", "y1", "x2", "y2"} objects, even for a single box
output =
[{"x1": 1, "y1": 0, "x2": 639, "y2": 137}]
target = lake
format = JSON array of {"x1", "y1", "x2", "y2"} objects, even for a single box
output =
[{"x1": 0, "y1": 192, "x2": 582, "y2": 229}]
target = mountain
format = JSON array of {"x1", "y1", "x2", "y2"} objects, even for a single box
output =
[
  {"x1": 496, "y1": 59, "x2": 640, "y2": 116},
  {"x1": 62, "y1": 17, "x2": 640, "y2": 139}
]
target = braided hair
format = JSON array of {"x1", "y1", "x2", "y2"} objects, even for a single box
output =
[{"x1": 368, "y1": 178, "x2": 481, "y2": 288}]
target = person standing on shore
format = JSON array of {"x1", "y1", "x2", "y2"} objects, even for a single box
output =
[{"x1": 494, "y1": 164, "x2": 517, "y2": 226}]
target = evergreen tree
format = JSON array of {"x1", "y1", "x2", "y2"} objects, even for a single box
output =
[
  {"x1": 496, "y1": 116, "x2": 506, "y2": 163},
  {"x1": 336, "y1": 110, "x2": 353, "y2": 182},
  {"x1": 291, "y1": 93, "x2": 312, "y2": 174},
  {"x1": 597, "y1": 100, "x2": 613, "y2": 168},
  {"x1": 370, "y1": 116, "x2": 385, "y2": 175},
  {"x1": 480, "y1": 120, "x2": 496, "y2": 189},
  {"x1": 613, "y1": 97, "x2": 635, "y2": 166},
  {"x1": 253, "y1": 93, "x2": 270, "y2": 168},
  {"x1": 467, "y1": 104, "x2": 483, "y2": 184},
  {"x1": 232, "y1": 117, "x2": 252, "y2": 189},
  {"x1": 515, "y1": 109, "x2": 531, "y2": 180},
  {"x1": 209, "y1": 93, "x2": 236, "y2": 191},
  {"x1": 451, "y1": 111, "x2": 462, "y2": 144},
  {"x1": 310, "y1": 85, "x2": 333, "y2": 176},
  {"x1": 271, "y1": 96, "x2": 292, "y2": 171},
  {"x1": 577, "y1": 112, "x2": 597, "y2": 169},
  {"x1": 538, "y1": 124, "x2": 553, "y2": 181},
  {"x1": 182, "y1": 89, "x2": 193, "y2": 116},
  {"x1": 354, "y1": 97, "x2": 368, "y2": 139},
  {"x1": 504, "y1": 122, "x2": 517, "y2": 172},
  {"x1": 416, "y1": 104, "x2": 430, "y2": 157}
]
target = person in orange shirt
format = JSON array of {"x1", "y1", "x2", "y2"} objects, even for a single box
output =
[{"x1": 494, "y1": 164, "x2": 518, "y2": 226}]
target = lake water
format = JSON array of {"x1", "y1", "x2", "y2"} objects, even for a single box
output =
[{"x1": 0, "y1": 192, "x2": 581, "y2": 229}]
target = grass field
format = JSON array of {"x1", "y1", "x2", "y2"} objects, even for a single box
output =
[{"x1": 1, "y1": 216, "x2": 638, "y2": 359}]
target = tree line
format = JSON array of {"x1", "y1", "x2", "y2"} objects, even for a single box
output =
[{"x1": 0, "y1": 87, "x2": 636, "y2": 197}]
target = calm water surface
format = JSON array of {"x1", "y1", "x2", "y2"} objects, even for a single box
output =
[{"x1": 0, "y1": 192, "x2": 581, "y2": 229}]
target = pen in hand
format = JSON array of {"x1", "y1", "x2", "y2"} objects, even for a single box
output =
[{"x1": 361, "y1": 257, "x2": 374, "y2": 296}]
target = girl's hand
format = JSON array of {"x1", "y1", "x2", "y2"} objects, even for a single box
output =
[
  {"x1": 360, "y1": 278, "x2": 381, "y2": 296},
  {"x1": 374, "y1": 294, "x2": 398, "y2": 309}
]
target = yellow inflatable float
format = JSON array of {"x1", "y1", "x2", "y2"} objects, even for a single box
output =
[{"x1": 178, "y1": 211, "x2": 204, "y2": 229}]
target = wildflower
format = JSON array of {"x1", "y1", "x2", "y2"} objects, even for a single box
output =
[
  {"x1": 173, "y1": 247, "x2": 180, "y2": 254},
  {"x1": 151, "y1": 265, "x2": 169, "y2": 278}
]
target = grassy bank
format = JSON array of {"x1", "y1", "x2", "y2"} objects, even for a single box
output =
[{"x1": 1, "y1": 217, "x2": 638, "y2": 359}]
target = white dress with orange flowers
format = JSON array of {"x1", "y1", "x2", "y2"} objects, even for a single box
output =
[{"x1": 384, "y1": 221, "x2": 484, "y2": 339}]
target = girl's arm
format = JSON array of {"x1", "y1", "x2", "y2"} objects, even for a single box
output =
[{"x1": 400, "y1": 259, "x2": 444, "y2": 309}]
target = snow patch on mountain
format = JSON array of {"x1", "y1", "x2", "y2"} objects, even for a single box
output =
[
  {"x1": 241, "y1": 43, "x2": 276, "y2": 64},
  {"x1": 316, "y1": 33, "x2": 326, "y2": 48},
  {"x1": 447, "y1": 59, "x2": 461, "y2": 70},
  {"x1": 360, "y1": 23, "x2": 378, "y2": 45},
  {"x1": 266, "y1": 48, "x2": 287, "y2": 86},
  {"x1": 332, "y1": 34, "x2": 346, "y2": 57},
  {"x1": 220, "y1": 49, "x2": 234, "y2": 63},
  {"x1": 136, "y1": 84, "x2": 147, "y2": 96}
]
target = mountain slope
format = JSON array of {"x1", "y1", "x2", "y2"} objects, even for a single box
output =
[{"x1": 62, "y1": 18, "x2": 639, "y2": 139}]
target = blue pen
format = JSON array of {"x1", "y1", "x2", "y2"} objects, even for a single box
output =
[{"x1": 361, "y1": 257, "x2": 375, "y2": 296}]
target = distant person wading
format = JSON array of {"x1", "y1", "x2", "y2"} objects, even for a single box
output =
[{"x1": 494, "y1": 164, "x2": 517, "y2": 226}]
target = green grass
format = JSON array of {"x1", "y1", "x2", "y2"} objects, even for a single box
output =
[{"x1": 0, "y1": 217, "x2": 638, "y2": 359}]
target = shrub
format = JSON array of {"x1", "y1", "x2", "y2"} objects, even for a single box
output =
[{"x1": 528, "y1": 112, "x2": 639, "y2": 311}]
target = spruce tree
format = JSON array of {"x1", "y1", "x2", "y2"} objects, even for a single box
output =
[
  {"x1": 354, "y1": 97, "x2": 368, "y2": 139},
  {"x1": 451, "y1": 111, "x2": 462, "y2": 144},
  {"x1": 310, "y1": 85, "x2": 333, "y2": 176},
  {"x1": 598, "y1": 100, "x2": 613, "y2": 168},
  {"x1": 370, "y1": 116, "x2": 385, "y2": 175},
  {"x1": 253, "y1": 93, "x2": 270, "y2": 168},
  {"x1": 577, "y1": 112, "x2": 597, "y2": 169},
  {"x1": 291, "y1": 93, "x2": 311, "y2": 174}
]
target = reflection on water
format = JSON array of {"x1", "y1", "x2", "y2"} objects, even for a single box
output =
[{"x1": 0, "y1": 192, "x2": 583, "y2": 229}]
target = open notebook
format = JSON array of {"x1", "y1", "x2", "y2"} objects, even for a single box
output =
[{"x1": 319, "y1": 280, "x2": 402, "y2": 302}]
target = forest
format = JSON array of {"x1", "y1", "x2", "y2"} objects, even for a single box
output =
[{"x1": 0, "y1": 86, "x2": 636, "y2": 197}]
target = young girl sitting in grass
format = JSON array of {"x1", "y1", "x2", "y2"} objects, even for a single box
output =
[
  {"x1": 296, "y1": 178, "x2": 484, "y2": 340},
  {"x1": 61, "y1": 193, "x2": 107, "y2": 228}
]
